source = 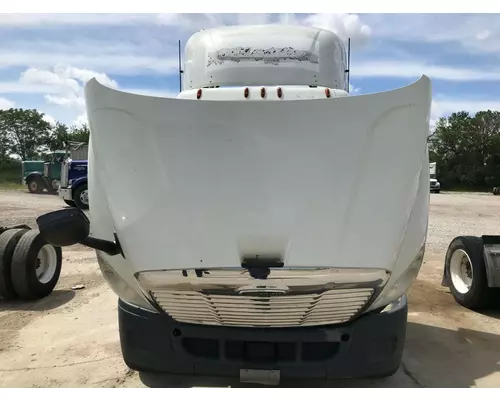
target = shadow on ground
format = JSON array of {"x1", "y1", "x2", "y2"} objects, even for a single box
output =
[
  {"x1": 0, "y1": 290, "x2": 75, "y2": 312},
  {"x1": 138, "y1": 321, "x2": 500, "y2": 388}
]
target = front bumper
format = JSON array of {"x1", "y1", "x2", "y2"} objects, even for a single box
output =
[
  {"x1": 58, "y1": 187, "x2": 72, "y2": 200},
  {"x1": 118, "y1": 296, "x2": 408, "y2": 382}
]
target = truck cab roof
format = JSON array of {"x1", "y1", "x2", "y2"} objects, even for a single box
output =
[{"x1": 183, "y1": 24, "x2": 348, "y2": 91}]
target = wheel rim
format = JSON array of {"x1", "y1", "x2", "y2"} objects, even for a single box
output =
[
  {"x1": 36, "y1": 245, "x2": 58, "y2": 284},
  {"x1": 29, "y1": 181, "x2": 37, "y2": 191},
  {"x1": 80, "y1": 189, "x2": 89, "y2": 205},
  {"x1": 450, "y1": 248, "x2": 474, "y2": 294}
]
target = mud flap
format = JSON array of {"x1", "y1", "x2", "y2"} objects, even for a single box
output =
[
  {"x1": 441, "y1": 261, "x2": 451, "y2": 287},
  {"x1": 481, "y1": 235, "x2": 500, "y2": 288}
]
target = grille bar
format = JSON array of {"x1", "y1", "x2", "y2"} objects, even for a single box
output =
[
  {"x1": 139, "y1": 267, "x2": 388, "y2": 328},
  {"x1": 151, "y1": 287, "x2": 375, "y2": 328}
]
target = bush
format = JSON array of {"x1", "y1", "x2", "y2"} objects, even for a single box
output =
[{"x1": 0, "y1": 160, "x2": 22, "y2": 184}]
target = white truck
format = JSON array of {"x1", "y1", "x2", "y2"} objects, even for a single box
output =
[
  {"x1": 429, "y1": 162, "x2": 440, "y2": 193},
  {"x1": 35, "y1": 24, "x2": 432, "y2": 384}
]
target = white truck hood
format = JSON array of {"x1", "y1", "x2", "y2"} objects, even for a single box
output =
[{"x1": 84, "y1": 76, "x2": 431, "y2": 273}]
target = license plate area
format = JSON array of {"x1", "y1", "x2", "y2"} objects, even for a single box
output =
[{"x1": 240, "y1": 368, "x2": 280, "y2": 385}]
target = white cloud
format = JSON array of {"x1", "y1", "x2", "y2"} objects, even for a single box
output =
[
  {"x1": 18, "y1": 65, "x2": 117, "y2": 114},
  {"x1": 0, "y1": 13, "x2": 156, "y2": 26},
  {"x1": 0, "y1": 97, "x2": 15, "y2": 110},
  {"x1": 364, "y1": 14, "x2": 500, "y2": 55},
  {"x1": 0, "y1": 13, "x2": 498, "y2": 130},
  {"x1": 432, "y1": 98, "x2": 500, "y2": 116},
  {"x1": 476, "y1": 30, "x2": 491, "y2": 41},
  {"x1": 430, "y1": 97, "x2": 500, "y2": 128},
  {"x1": 0, "y1": 48, "x2": 179, "y2": 76},
  {"x1": 43, "y1": 114, "x2": 57, "y2": 126},
  {"x1": 348, "y1": 84, "x2": 361, "y2": 94},
  {"x1": 21, "y1": 68, "x2": 81, "y2": 93},
  {"x1": 0, "y1": 65, "x2": 117, "y2": 124},
  {"x1": 0, "y1": 13, "x2": 372, "y2": 46},
  {"x1": 54, "y1": 65, "x2": 118, "y2": 89},
  {"x1": 0, "y1": 66, "x2": 182, "y2": 125},
  {"x1": 0, "y1": 13, "x2": 372, "y2": 79},
  {"x1": 354, "y1": 61, "x2": 500, "y2": 82},
  {"x1": 236, "y1": 14, "x2": 273, "y2": 26},
  {"x1": 157, "y1": 13, "x2": 370, "y2": 44},
  {"x1": 0, "y1": 81, "x2": 69, "y2": 94},
  {"x1": 303, "y1": 13, "x2": 371, "y2": 45},
  {"x1": 156, "y1": 13, "x2": 226, "y2": 30},
  {"x1": 45, "y1": 93, "x2": 86, "y2": 110},
  {"x1": 74, "y1": 113, "x2": 88, "y2": 126}
]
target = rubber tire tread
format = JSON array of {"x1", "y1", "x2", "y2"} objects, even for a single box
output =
[
  {"x1": 27, "y1": 177, "x2": 44, "y2": 194},
  {"x1": 444, "y1": 236, "x2": 494, "y2": 309},
  {"x1": 73, "y1": 184, "x2": 89, "y2": 210},
  {"x1": 0, "y1": 229, "x2": 29, "y2": 299},
  {"x1": 10, "y1": 230, "x2": 62, "y2": 300}
]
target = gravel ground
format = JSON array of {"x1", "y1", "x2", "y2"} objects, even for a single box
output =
[{"x1": 0, "y1": 190, "x2": 499, "y2": 388}]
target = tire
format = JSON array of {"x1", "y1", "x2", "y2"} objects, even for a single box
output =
[
  {"x1": 27, "y1": 177, "x2": 44, "y2": 194},
  {"x1": 0, "y1": 229, "x2": 29, "y2": 299},
  {"x1": 444, "y1": 236, "x2": 494, "y2": 309},
  {"x1": 64, "y1": 200, "x2": 76, "y2": 207},
  {"x1": 73, "y1": 184, "x2": 89, "y2": 210},
  {"x1": 494, "y1": 187, "x2": 500, "y2": 195},
  {"x1": 10, "y1": 230, "x2": 63, "y2": 300}
]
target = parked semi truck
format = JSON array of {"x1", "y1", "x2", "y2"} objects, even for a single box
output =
[
  {"x1": 36, "y1": 25, "x2": 432, "y2": 384},
  {"x1": 22, "y1": 151, "x2": 66, "y2": 194},
  {"x1": 22, "y1": 143, "x2": 88, "y2": 195},
  {"x1": 429, "y1": 162, "x2": 440, "y2": 193},
  {"x1": 58, "y1": 159, "x2": 89, "y2": 209}
]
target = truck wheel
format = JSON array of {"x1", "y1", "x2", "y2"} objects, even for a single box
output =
[
  {"x1": 73, "y1": 184, "x2": 89, "y2": 210},
  {"x1": 10, "y1": 230, "x2": 62, "y2": 301},
  {"x1": 27, "y1": 177, "x2": 44, "y2": 194},
  {"x1": 444, "y1": 236, "x2": 494, "y2": 309},
  {"x1": 0, "y1": 229, "x2": 29, "y2": 299}
]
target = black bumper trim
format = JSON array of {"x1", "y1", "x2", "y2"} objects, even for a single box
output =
[{"x1": 118, "y1": 298, "x2": 407, "y2": 381}]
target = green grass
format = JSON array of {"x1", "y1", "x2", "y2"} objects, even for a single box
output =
[
  {"x1": 0, "y1": 162, "x2": 24, "y2": 190},
  {"x1": 0, "y1": 181, "x2": 24, "y2": 190}
]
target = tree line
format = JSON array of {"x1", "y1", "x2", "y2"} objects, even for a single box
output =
[
  {"x1": 429, "y1": 110, "x2": 500, "y2": 191},
  {"x1": 0, "y1": 108, "x2": 90, "y2": 166}
]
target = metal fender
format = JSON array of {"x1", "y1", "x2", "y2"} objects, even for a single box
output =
[
  {"x1": 85, "y1": 76, "x2": 432, "y2": 276},
  {"x1": 25, "y1": 171, "x2": 43, "y2": 180},
  {"x1": 71, "y1": 177, "x2": 87, "y2": 188}
]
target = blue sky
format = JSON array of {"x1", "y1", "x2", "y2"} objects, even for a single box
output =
[{"x1": 0, "y1": 13, "x2": 499, "y2": 127}]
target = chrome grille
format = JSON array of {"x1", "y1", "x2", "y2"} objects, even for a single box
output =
[
  {"x1": 151, "y1": 287, "x2": 374, "y2": 327},
  {"x1": 138, "y1": 268, "x2": 388, "y2": 328}
]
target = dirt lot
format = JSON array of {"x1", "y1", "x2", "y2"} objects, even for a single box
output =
[{"x1": 0, "y1": 190, "x2": 499, "y2": 388}]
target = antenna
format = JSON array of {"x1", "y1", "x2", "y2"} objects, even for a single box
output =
[
  {"x1": 178, "y1": 39, "x2": 183, "y2": 93},
  {"x1": 345, "y1": 38, "x2": 351, "y2": 93}
]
